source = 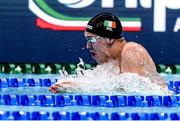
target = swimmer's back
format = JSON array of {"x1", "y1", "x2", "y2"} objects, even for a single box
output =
[{"x1": 120, "y1": 41, "x2": 167, "y2": 88}]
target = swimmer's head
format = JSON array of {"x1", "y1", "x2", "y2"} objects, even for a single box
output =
[{"x1": 85, "y1": 12, "x2": 123, "y2": 39}]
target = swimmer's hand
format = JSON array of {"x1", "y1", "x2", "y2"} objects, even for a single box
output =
[{"x1": 49, "y1": 81, "x2": 73, "y2": 94}]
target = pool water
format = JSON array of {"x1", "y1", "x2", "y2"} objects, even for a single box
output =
[{"x1": 0, "y1": 74, "x2": 179, "y2": 120}]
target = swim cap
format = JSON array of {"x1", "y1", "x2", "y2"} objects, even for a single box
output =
[{"x1": 86, "y1": 12, "x2": 122, "y2": 39}]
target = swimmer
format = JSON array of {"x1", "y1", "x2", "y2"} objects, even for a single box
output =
[{"x1": 49, "y1": 12, "x2": 168, "y2": 93}]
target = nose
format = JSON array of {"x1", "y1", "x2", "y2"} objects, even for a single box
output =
[{"x1": 86, "y1": 41, "x2": 93, "y2": 49}]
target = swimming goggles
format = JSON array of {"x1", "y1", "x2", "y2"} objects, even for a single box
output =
[{"x1": 86, "y1": 36, "x2": 101, "y2": 43}]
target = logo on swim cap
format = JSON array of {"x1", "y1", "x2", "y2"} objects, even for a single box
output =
[
  {"x1": 104, "y1": 20, "x2": 116, "y2": 31},
  {"x1": 87, "y1": 25, "x2": 93, "y2": 30},
  {"x1": 104, "y1": 20, "x2": 116, "y2": 28}
]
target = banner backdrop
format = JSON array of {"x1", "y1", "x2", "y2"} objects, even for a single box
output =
[{"x1": 0, "y1": 0, "x2": 180, "y2": 64}]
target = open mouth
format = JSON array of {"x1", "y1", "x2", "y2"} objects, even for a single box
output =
[
  {"x1": 91, "y1": 52, "x2": 96, "y2": 57},
  {"x1": 90, "y1": 50, "x2": 96, "y2": 58}
]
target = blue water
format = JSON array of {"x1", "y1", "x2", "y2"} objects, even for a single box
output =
[{"x1": 0, "y1": 74, "x2": 179, "y2": 120}]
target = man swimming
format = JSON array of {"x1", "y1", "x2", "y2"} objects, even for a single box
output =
[{"x1": 49, "y1": 12, "x2": 169, "y2": 94}]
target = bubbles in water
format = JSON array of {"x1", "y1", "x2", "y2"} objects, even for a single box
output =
[{"x1": 57, "y1": 59, "x2": 171, "y2": 95}]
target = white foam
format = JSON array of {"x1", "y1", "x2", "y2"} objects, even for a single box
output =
[{"x1": 57, "y1": 59, "x2": 172, "y2": 95}]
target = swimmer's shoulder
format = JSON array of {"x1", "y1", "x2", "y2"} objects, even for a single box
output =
[
  {"x1": 121, "y1": 41, "x2": 156, "y2": 67},
  {"x1": 122, "y1": 41, "x2": 146, "y2": 53}
]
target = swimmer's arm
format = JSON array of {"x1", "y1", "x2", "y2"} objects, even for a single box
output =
[{"x1": 49, "y1": 80, "x2": 93, "y2": 93}]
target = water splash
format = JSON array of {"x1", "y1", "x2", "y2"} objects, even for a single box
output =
[{"x1": 57, "y1": 58, "x2": 171, "y2": 95}]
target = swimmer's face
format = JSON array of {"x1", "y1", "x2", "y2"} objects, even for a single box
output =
[{"x1": 84, "y1": 31, "x2": 112, "y2": 64}]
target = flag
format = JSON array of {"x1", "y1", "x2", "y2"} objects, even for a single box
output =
[{"x1": 104, "y1": 20, "x2": 116, "y2": 28}]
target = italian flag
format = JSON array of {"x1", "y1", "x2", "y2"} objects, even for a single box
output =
[
  {"x1": 104, "y1": 20, "x2": 116, "y2": 28},
  {"x1": 29, "y1": 0, "x2": 142, "y2": 32}
]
